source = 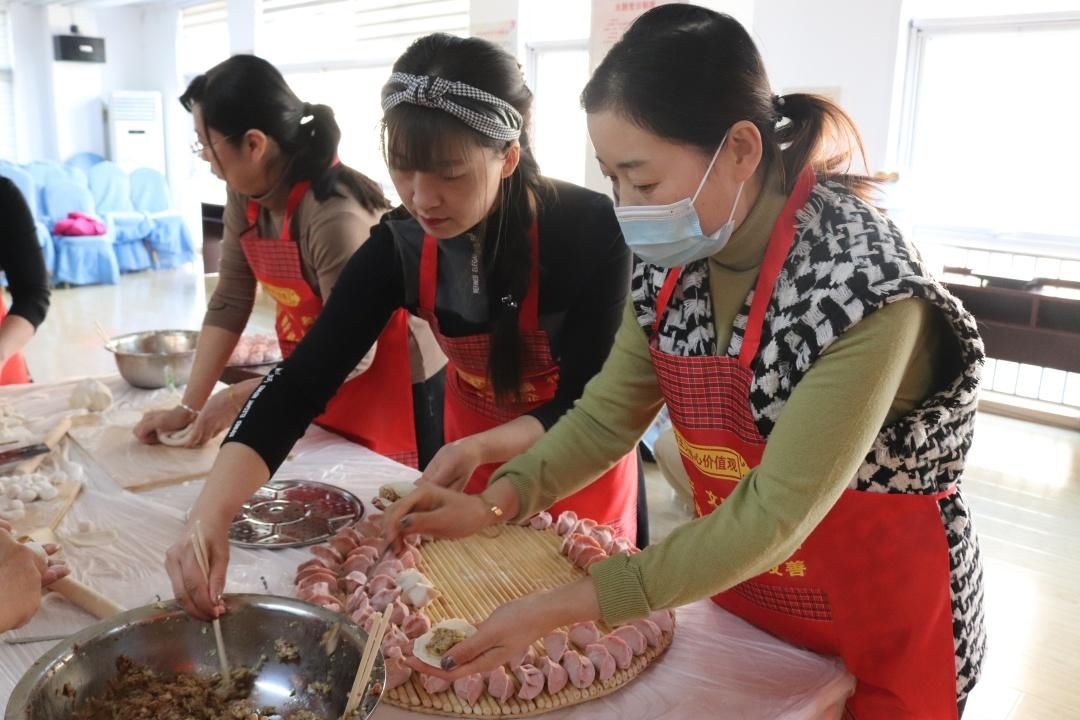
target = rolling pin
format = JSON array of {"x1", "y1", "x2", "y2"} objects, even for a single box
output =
[
  {"x1": 19, "y1": 527, "x2": 126, "y2": 620},
  {"x1": 47, "y1": 576, "x2": 125, "y2": 620},
  {"x1": 16, "y1": 416, "x2": 72, "y2": 475}
]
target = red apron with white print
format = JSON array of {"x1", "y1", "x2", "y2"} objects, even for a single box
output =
[
  {"x1": 239, "y1": 181, "x2": 418, "y2": 468},
  {"x1": 0, "y1": 299, "x2": 30, "y2": 384},
  {"x1": 649, "y1": 167, "x2": 958, "y2": 718},
  {"x1": 417, "y1": 222, "x2": 637, "y2": 539}
]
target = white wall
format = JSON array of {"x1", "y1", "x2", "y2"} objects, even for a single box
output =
[
  {"x1": 45, "y1": 6, "x2": 110, "y2": 160},
  {"x1": 9, "y1": 5, "x2": 55, "y2": 162},
  {"x1": 752, "y1": 0, "x2": 904, "y2": 173}
]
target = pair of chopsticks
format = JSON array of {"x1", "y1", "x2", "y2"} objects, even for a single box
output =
[
  {"x1": 191, "y1": 521, "x2": 232, "y2": 690},
  {"x1": 342, "y1": 604, "x2": 392, "y2": 718}
]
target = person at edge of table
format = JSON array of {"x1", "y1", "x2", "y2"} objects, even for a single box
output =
[
  {"x1": 163, "y1": 31, "x2": 644, "y2": 616},
  {"x1": 133, "y1": 54, "x2": 446, "y2": 469},
  {"x1": 381, "y1": 7, "x2": 986, "y2": 720},
  {"x1": 0, "y1": 520, "x2": 67, "y2": 631},
  {"x1": 0, "y1": 177, "x2": 50, "y2": 384}
]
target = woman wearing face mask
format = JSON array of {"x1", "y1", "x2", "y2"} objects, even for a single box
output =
[
  {"x1": 164, "y1": 35, "x2": 639, "y2": 618},
  {"x1": 133, "y1": 55, "x2": 445, "y2": 468},
  {"x1": 383, "y1": 7, "x2": 985, "y2": 718}
]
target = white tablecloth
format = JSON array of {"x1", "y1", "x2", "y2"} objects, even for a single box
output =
[{"x1": 0, "y1": 378, "x2": 854, "y2": 719}]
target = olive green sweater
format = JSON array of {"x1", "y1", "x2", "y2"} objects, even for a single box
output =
[{"x1": 491, "y1": 165, "x2": 949, "y2": 625}]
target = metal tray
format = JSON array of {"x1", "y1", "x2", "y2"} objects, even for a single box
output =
[{"x1": 229, "y1": 479, "x2": 364, "y2": 548}]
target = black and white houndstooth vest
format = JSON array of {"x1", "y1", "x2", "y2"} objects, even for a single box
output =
[{"x1": 632, "y1": 178, "x2": 986, "y2": 700}]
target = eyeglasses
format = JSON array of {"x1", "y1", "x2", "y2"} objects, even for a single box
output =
[{"x1": 190, "y1": 135, "x2": 236, "y2": 156}]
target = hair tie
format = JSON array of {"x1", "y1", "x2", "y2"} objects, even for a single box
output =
[{"x1": 771, "y1": 94, "x2": 786, "y2": 122}]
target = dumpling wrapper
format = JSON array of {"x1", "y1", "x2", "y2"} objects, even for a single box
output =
[
  {"x1": 413, "y1": 619, "x2": 478, "y2": 669},
  {"x1": 379, "y1": 481, "x2": 419, "y2": 503}
]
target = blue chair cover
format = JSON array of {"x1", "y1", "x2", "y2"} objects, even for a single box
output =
[
  {"x1": 130, "y1": 168, "x2": 195, "y2": 268},
  {"x1": 43, "y1": 178, "x2": 119, "y2": 286},
  {"x1": 24, "y1": 161, "x2": 66, "y2": 222},
  {"x1": 65, "y1": 166, "x2": 89, "y2": 189},
  {"x1": 0, "y1": 163, "x2": 54, "y2": 275},
  {"x1": 88, "y1": 162, "x2": 152, "y2": 272},
  {"x1": 65, "y1": 152, "x2": 105, "y2": 176}
]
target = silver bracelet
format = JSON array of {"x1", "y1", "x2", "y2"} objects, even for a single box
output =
[{"x1": 178, "y1": 401, "x2": 201, "y2": 417}]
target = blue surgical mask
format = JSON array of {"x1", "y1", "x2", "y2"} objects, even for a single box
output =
[{"x1": 615, "y1": 134, "x2": 745, "y2": 268}]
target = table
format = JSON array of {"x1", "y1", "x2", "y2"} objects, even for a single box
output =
[{"x1": 0, "y1": 378, "x2": 855, "y2": 719}]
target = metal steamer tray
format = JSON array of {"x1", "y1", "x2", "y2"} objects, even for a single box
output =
[{"x1": 228, "y1": 479, "x2": 364, "y2": 548}]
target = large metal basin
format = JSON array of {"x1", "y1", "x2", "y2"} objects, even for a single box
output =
[
  {"x1": 106, "y1": 330, "x2": 199, "y2": 389},
  {"x1": 6, "y1": 594, "x2": 384, "y2": 720}
]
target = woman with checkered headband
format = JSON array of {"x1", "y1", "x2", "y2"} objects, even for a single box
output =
[{"x1": 166, "y1": 35, "x2": 641, "y2": 622}]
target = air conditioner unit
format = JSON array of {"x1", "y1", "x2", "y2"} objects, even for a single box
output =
[{"x1": 107, "y1": 91, "x2": 166, "y2": 174}]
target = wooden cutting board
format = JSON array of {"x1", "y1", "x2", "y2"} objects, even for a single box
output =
[{"x1": 70, "y1": 424, "x2": 220, "y2": 492}]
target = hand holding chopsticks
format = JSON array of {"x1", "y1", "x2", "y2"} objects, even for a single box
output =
[
  {"x1": 342, "y1": 604, "x2": 392, "y2": 718},
  {"x1": 191, "y1": 520, "x2": 232, "y2": 690}
]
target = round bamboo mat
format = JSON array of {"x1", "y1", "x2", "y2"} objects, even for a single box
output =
[{"x1": 384, "y1": 525, "x2": 674, "y2": 718}]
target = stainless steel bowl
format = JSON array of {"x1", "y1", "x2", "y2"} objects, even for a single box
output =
[
  {"x1": 7, "y1": 594, "x2": 384, "y2": 720},
  {"x1": 106, "y1": 330, "x2": 199, "y2": 389}
]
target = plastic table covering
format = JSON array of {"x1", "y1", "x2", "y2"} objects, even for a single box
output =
[{"x1": 0, "y1": 377, "x2": 855, "y2": 719}]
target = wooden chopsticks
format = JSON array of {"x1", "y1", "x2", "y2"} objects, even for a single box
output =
[
  {"x1": 191, "y1": 520, "x2": 231, "y2": 690},
  {"x1": 342, "y1": 604, "x2": 392, "y2": 718}
]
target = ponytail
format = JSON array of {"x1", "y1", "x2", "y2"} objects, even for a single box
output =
[
  {"x1": 773, "y1": 93, "x2": 876, "y2": 202},
  {"x1": 180, "y1": 55, "x2": 389, "y2": 218}
]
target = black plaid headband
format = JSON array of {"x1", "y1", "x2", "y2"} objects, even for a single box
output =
[{"x1": 382, "y1": 72, "x2": 524, "y2": 142}]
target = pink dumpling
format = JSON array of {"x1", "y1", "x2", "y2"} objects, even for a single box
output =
[
  {"x1": 487, "y1": 665, "x2": 516, "y2": 703},
  {"x1": 539, "y1": 655, "x2": 568, "y2": 695},
  {"x1": 585, "y1": 643, "x2": 616, "y2": 682},
  {"x1": 453, "y1": 673, "x2": 486, "y2": 706},
  {"x1": 401, "y1": 612, "x2": 431, "y2": 639},
  {"x1": 421, "y1": 673, "x2": 452, "y2": 694},
  {"x1": 568, "y1": 621, "x2": 601, "y2": 650},
  {"x1": 600, "y1": 634, "x2": 633, "y2": 670},
  {"x1": 561, "y1": 650, "x2": 595, "y2": 689},
  {"x1": 514, "y1": 664, "x2": 545, "y2": 701},
  {"x1": 543, "y1": 629, "x2": 569, "y2": 663},
  {"x1": 610, "y1": 625, "x2": 648, "y2": 655}
]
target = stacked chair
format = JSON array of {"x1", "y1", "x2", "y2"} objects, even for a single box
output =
[
  {"x1": 1, "y1": 156, "x2": 195, "y2": 286},
  {"x1": 88, "y1": 161, "x2": 153, "y2": 273}
]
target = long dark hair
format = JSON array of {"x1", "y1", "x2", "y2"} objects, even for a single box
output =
[
  {"x1": 181, "y1": 54, "x2": 389, "y2": 225},
  {"x1": 581, "y1": 5, "x2": 876, "y2": 201},
  {"x1": 381, "y1": 34, "x2": 548, "y2": 403}
]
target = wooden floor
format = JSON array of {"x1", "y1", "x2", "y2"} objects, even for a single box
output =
[{"x1": 25, "y1": 267, "x2": 1080, "y2": 719}]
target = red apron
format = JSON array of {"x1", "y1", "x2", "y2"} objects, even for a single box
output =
[
  {"x1": 0, "y1": 299, "x2": 30, "y2": 384},
  {"x1": 240, "y1": 182, "x2": 419, "y2": 468},
  {"x1": 650, "y1": 168, "x2": 958, "y2": 718},
  {"x1": 417, "y1": 223, "x2": 638, "y2": 539}
]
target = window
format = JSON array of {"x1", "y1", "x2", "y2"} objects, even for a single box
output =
[
  {"x1": 520, "y1": 0, "x2": 592, "y2": 186},
  {"x1": 261, "y1": 0, "x2": 469, "y2": 67},
  {"x1": 179, "y1": 1, "x2": 230, "y2": 81},
  {"x1": 527, "y1": 44, "x2": 590, "y2": 185},
  {"x1": 900, "y1": 16, "x2": 1080, "y2": 249},
  {"x1": 0, "y1": 8, "x2": 16, "y2": 159},
  {"x1": 179, "y1": 1, "x2": 230, "y2": 204},
  {"x1": 899, "y1": 15, "x2": 1080, "y2": 410},
  {"x1": 284, "y1": 66, "x2": 394, "y2": 194},
  {"x1": 262, "y1": 0, "x2": 469, "y2": 197}
]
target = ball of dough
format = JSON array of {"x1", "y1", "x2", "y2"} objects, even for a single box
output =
[
  {"x1": 70, "y1": 378, "x2": 113, "y2": 412},
  {"x1": 157, "y1": 424, "x2": 195, "y2": 447}
]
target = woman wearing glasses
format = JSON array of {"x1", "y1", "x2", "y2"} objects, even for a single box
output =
[{"x1": 134, "y1": 55, "x2": 446, "y2": 470}]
